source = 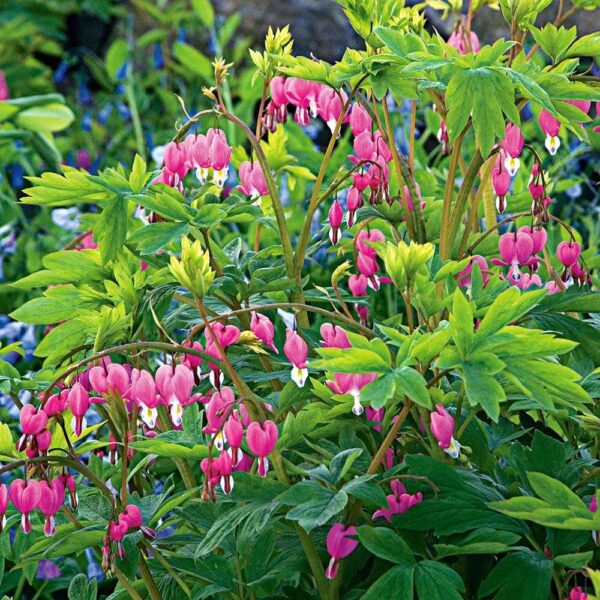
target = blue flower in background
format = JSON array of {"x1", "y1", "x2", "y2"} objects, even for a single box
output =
[
  {"x1": 178, "y1": 27, "x2": 187, "y2": 43},
  {"x1": 53, "y1": 61, "x2": 69, "y2": 84},
  {"x1": 78, "y1": 81, "x2": 92, "y2": 106},
  {"x1": 153, "y1": 42, "x2": 164, "y2": 69},
  {"x1": 10, "y1": 163, "x2": 24, "y2": 189},
  {"x1": 115, "y1": 83, "x2": 126, "y2": 96},
  {"x1": 89, "y1": 154, "x2": 103, "y2": 175},
  {"x1": 117, "y1": 102, "x2": 132, "y2": 121},
  {"x1": 116, "y1": 62, "x2": 128, "y2": 82},
  {"x1": 82, "y1": 111, "x2": 93, "y2": 132},
  {"x1": 86, "y1": 549, "x2": 104, "y2": 581},
  {"x1": 520, "y1": 103, "x2": 533, "y2": 121},
  {"x1": 98, "y1": 103, "x2": 113, "y2": 125},
  {"x1": 566, "y1": 184, "x2": 582, "y2": 200}
]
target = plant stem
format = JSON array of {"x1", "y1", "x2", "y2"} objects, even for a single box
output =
[
  {"x1": 367, "y1": 400, "x2": 413, "y2": 475},
  {"x1": 409, "y1": 100, "x2": 417, "y2": 173},
  {"x1": 445, "y1": 150, "x2": 484, "y2": 257},
  {"x1": 457, "y1": 156, "x2": 495, "y2": 257},
  {"x1": 139, "y1": 553, "x2": 162, "y2": 600},
  {"x1": 125, "y1": 73, "x2": 146, "y2": 160},
  {"x1": 439, "y1": 132, "x2": 464, "y2": 259}
]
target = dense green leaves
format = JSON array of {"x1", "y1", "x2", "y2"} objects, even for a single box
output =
[
  {"x1": 479, "y1": 550, "x2": 553, "y2": 600},
  {"x1": 491, "y1": 472, "x2": 600, "y2": 530},
  {"x1": 446, "y1": 67, "x2": 519, "y2": 156}
]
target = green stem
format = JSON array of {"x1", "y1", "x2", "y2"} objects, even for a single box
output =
[
  {"x1": 439, "y1": 132, "x2": 465, "y2": 259},
  {"x1": 445, "y1": 150, "x2": 484, "y2": 258},
  {"x1": 125, "y1": 73, "x2": 146, "y2": 160},
  {"x1": 367, "y1": 400, "x2": 413, "y2": 475}
]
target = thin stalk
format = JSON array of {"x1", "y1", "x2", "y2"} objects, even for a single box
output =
[
  {"x1": 125, "y1": 74, "x2": 146, "y2": 160},
  {"x1": 409, "y1": 100, "x2": 417, "y2": 173},
  {"x1": 445, "y1": 150, "x2": 484, "y2": 258},
  {"x1": 367, "y1": 400, "x2": 413, "y2": 475},
  {"x1": 439, "y1": 132, "x2": 465, "y2": 259},
  {"x1": 139, "y1": 553, "x2": 162, "y2": 600},
  {"x1": 457, "y1": 156, "x2": 495, "y2": 257}
]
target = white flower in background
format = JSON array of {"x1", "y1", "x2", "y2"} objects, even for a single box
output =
[
  {"x1": 152, "y1": 144, "x2": 166, "y2": 167},
  {"x1": 51, "y1": 208, "x2": 81, "y2": 231}
]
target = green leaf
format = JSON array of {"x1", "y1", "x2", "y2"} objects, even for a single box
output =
[
  {"x1": 128, "y1": 154, "x2": 149, "y2": 194},
  {"x1": 129, "y1": 439, "x2": 209, "y2": 459},
  {"x1": 435, "y1": 529, "x2": 521, "y2": 558},
  {"x1": 362, "y1": 564, "x2": 414, "y2": 600},
  {"x1": 172, "y1": 42, "x2": 212, "y2": 80},
  {"x1": 0, "y1": 423, "x2": 13, "y2": 457},
  {"x1": 284, "y1": 487, "x2": 348, "y2": 531},
  {"x1": 128, "y1": 222, "x2": 190, "y2": 254},
  {"x1": 394, "y1": 367, "x2": 431, "y2": 408},
  {"x1": 479, "y1": 550, "x2": 552, "y2": 600},
  {"x1": 462, "y1": 364, "x2": 505, "y2": 421},
  {"x1": 330, "y1": 448, "x2": 363, "y2": 482},
  {"x1": 553, "y1": 551, "x2": 593, "y2": 568},
  {"x1": 538, "y1": 289, "x2": 600, "y2": 313},
  {"x1": 415, "y1": 561, "x2": 465, "y2": 600},
  {"x1": 34, "y1": 319, "x2": 92, "y2": 363},
  {"x1": 361, "y1": 373, "x2": 396, "y2": 410},
  {"x1": 357, "y1": 526, "x2": 414, "y2": 564},
  {"x1": 15, "y1": 103, "x2": 74, "y2": 132},
  {"x1": 565, "y1": 32, "x2": 600, "y2": 58},
  {"x1": 449, "y1": 290, "x2": 474, "y2": 355},
  {"x1": 476, "y1": 288, "x2": 544, "y2": 340},
  {"x1": 531, "y1": 312, "x2": 600, "y2": 367},
  {"x1": 530, "y1": 24, "x2": 577, "y2": 61},
  {"x1": 312, "y1": 348, "x2": 390, "y2": 373},
  {"x1": 132, "y1": 188, "x2": 193, "y2": 222},
  {"x1": 95, "y1": 196, "x2": 129, "y2": 264},
  {"x1": 68, "y1": 573, "x2": 97, "y2": 600},
  {"x1": 105, "y1": 39, "x2": 129, "y2": 80},
  {"x1": 0, "y1": 102, "x2": 19, "y2": 122},
  {"x1": 527, "y1": 472, "x2": 589, "y2": 516},
  {"x1": 446, "y1": 68, "x2": 518, "y2": 156},
  {"x1": 10, "y1": 296, "x2": 81, "y2": 325},
  {"x1": 191, "y1": 0, "x2": 215, "y2": 25}
]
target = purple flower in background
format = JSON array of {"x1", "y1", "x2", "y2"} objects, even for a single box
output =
[{"x1": 36, "y1": 559, "x2": 61, "y2": 580}]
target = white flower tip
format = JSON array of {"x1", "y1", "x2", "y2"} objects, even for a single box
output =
[
  {"x1": 351, "y1": 395, "x2": 364, "y2": 416},
  {"x1": 545, "y1": 135, "x2": 560, "y2": 156},
  {"x1": 291, "y1": 367, "x2": 308, "y2": 388},
  {"x1": 444, "y1": 437, "x2": 461, "y2": 459},
  {"x1": 504, "y1": 156, "x2": 520, "y2": 177},
  {"x1": 141, "y1": 405, "x2": 158, "y2": 429}
]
